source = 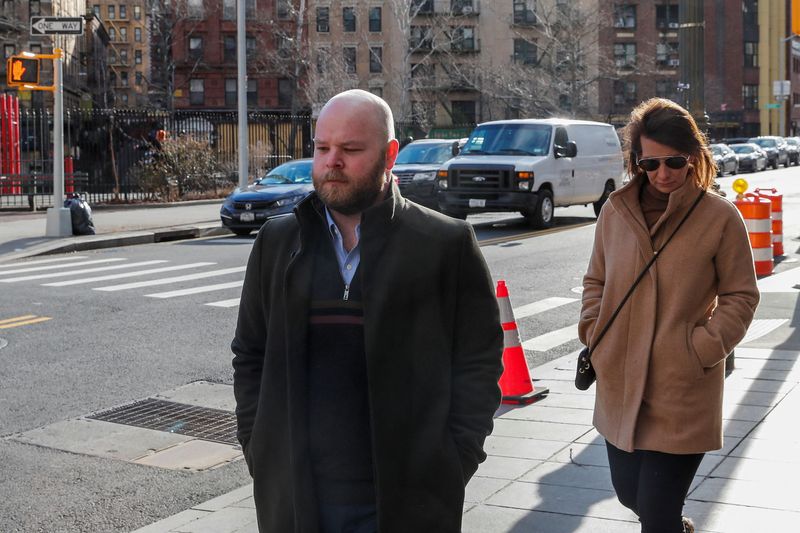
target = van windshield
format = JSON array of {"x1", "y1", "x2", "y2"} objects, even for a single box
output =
[{"x1": 461, "y1": 124, "x2": 551, "y2": 156}]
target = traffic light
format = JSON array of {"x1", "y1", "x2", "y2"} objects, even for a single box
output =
[{"x1": 6, "y1": 56, "x2": 40, "y2": 85}]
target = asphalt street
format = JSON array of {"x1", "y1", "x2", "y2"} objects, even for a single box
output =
[{"x1": 1, "y1": 165, "x2": 798, "y2": 532}]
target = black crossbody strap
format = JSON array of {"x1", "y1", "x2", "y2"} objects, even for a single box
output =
[{"x1": 587, "y1": 190, "x2": 705, "y2": 355}]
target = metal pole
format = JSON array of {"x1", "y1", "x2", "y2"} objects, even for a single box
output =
[
  {"x1": 237, "y1": 0, "x2": 248, "y2": 189},
  {"x1": 45, "y1": 47, "x2": 71, "y2": 237}
]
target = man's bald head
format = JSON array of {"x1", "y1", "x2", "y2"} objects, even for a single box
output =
[{"x1": 318, "y1": 89, "x2": 396, "y2": 143}]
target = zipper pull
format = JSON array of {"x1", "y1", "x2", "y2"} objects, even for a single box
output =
[{"x1": 343, "y1": 284, "x2": 350, "y2": 301}]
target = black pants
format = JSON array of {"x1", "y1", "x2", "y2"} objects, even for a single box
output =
[{"x1": 606, "y1": 440, "x2": 704, "y2": 533}]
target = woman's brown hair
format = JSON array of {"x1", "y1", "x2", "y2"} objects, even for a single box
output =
[{"x1": 623, "y1": 98, "x2": 715, "y2": 190}]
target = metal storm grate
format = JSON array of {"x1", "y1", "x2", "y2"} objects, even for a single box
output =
[{"x1": 88, "y1": 398, "x2": 238, "y2": 446}]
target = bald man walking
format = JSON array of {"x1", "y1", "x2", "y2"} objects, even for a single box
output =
[{"x1": 232, "y1": 90, "x2": 503, "y2": 533}]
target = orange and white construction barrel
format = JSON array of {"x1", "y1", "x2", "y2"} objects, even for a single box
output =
[
  {"x1": 734, "y1": 194, "x2": 773, "y2": 276},
  {"x1": 754, "y1": 188, "x2": 783, "y2": 257}
]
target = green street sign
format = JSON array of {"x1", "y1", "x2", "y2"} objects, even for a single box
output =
[{"x1": 765, "y1": 103, "x2": 782, "y2": 109}]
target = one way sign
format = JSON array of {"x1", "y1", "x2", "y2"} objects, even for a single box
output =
[{"x1": 30, "y1": 16, "x2": 84, "y2": 36}]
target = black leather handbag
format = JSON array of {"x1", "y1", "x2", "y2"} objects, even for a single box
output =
[{"x1": 576, "y1": 191, "x2": 705, "y2": 391}]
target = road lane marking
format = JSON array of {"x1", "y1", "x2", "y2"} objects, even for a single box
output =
[
  {"x1": 757, "y1": 266, "x2": 800, "y2": 293},
  {"x1": 513, "y1": 297, "x2": 578, "y2": 320},
  {"x1": 478, "y1": 221, "x2": 596, "y2": 247},
  {"x1": 0, "y1": 316, "x2": 52, "y2": 329},
  {"x1": 206, "y1": 298, "x2": 241, "y2": 308},
  {"x1": 0, "y1": 256, "x2": 88, "y2": 269},
  {"x1": 43, "y1": 262, "x2": 217, "y2": 287},
  {"x1": 94, "y1": 266, "x2": 247, "y2": 292},
  {"x1": 0, "y1": 258, "x2": 127, "y2": 276},
  {"x1": 0, "y1": 260, "x2": 168, "y2": 283},
  {"x1": 0, "y1": 314, "x2": 37, "y2": 325},
  {"x1": 146, "y1": 280, "x2": 244, "y2": 299},
  {"x1": 740, "y1": 319, "x2": 789, "y2": 345},
  {"x1": 522, "y1": 323, "x2": 579, "y2": 352}
]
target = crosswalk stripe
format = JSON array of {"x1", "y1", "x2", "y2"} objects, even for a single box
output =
[
  {"x1": 513, "y1": 297, "x2": 578, "y2": 320},
  {"x1": 146, "y1": 280, "x2": 244, "y2": 299},
  {"x1": 522, "y1": 323, "x2": 579, "y2": 352},
  {"x1": 740, "y1": 319, "x2": 788, "y2": 345},
  {"x1": 94, "y1": 266, "x2": 247, "y2": 292},
  {"x1": 0, "y1": 261, "x2": 168, "y2": 283},
  {"x1": 0, "y1": 316, "x2": 52, "y2": 329},
  {"x1": 205, "y1": 298, "x2": 241, "y2": 308},
  {"x1": 0, "y1": 256, "x2": 88, "y2": 269},
  {"x1": 757, "y1": 266, "x2": 800, "y2": 293},
  {"x1": 0, "y1": 314, "x2": 37, "y2": 325},
  {"x1": 42, "y1": 262, "x2": 217, "y2": 287},
  {"x1": 0, "y1": 258, "x2": 127, "y2": 276}
]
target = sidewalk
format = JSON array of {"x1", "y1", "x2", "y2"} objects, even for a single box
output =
[
  {"x1": 0, "y1": 200, "x2": 227, "y2": 263},
  {"x1": 131, "y1": 346, "x2": 800, "y2": 533}
]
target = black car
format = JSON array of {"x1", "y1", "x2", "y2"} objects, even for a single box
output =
[
  {"x1": 220, "y1": 159, "x2": 313, "y2": 236},
  {"x1": 730, "y1": 143, "x2": 768, "y2": 172},
  {"x1": 748, "y1": 136, "x2": 788, "y2": 169},
  {"x1": 392, "y1": 139, "x2": 464, "y2": 211}
]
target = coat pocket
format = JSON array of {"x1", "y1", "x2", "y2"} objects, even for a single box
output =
[{"x1": 685, "y1": 323, "x2": 708, "y2": 380}]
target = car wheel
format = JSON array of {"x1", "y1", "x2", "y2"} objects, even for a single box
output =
[
  {"x1": 772, "y1": 159, "x2": 778, "y2": 170},
  {"x1": 731, "y1": 161, "x2": 737, "y2": 175},
  {"x1": 443, "y1": 209, "x2": 468, "y2": 220},
  {"x1": 527, "y1": 189, "x2": 554, "y2": 229},
  {"x1": 232, "y1": 228, "x2": 252, "y2": 236},
  {"x1": 785, "y1": 158, "x2": 791, "y2": 168},
  {"x1": 593, "y1": 180, "x2": 615, "y2": 217}
]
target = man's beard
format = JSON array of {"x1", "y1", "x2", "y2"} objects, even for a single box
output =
[{"x1": 314, "y1": 155, "x2": 387, "y2": 215}]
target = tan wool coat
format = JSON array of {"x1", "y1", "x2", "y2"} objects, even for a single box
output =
[{"x1": 579, "y1": 176, "x2": 759, "y2": 454}]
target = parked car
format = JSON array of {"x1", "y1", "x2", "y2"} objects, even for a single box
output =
[
  {"x1": 710, "y1": 143, "x2": 738, "y2": 176},
  {"x1": 220, "y1": 158, "x2": 313, "y2": 236},
  {"x1": 393, "y1": 138, "x2": 465, "y2": 211},
  {"x1": 748, "y1": 136, "x2": 788, "y2": 169},
  {"x1": 784, "y1": 136, "x2": 800, "y2": 165},
  {"x1": 437, "y1": 119, "x2": 624, "y2": 227},
  {"x1": 729, "y1": 143, "x2": 768, "y2": 173}
]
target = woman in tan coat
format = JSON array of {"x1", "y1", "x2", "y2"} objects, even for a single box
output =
[{"x1": 579, "y1": 98, "x2": 759, "y2": 533}]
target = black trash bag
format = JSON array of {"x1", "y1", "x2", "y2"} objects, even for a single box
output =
[{"x1": 63, "y1": 194, "x2": 96, "y2": 236}]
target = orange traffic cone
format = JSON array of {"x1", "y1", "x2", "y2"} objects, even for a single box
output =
[{"x1": 496, "y1": 280, "x2": 548, "y2": 405}]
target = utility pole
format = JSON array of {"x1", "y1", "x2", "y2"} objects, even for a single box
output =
[
  {"x1": 679, "y1": 0, "x2": 709, "y2": 131},
  {"x1": 237, "y1": 0, "x2": 249, "y2": 189}
]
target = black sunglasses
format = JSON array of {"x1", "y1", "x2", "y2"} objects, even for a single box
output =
[{"x1": 636, "y1": 155, "x2": 689, "y2": 172}]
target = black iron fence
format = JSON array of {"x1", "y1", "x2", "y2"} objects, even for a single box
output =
[{"x1": 0, "y1": 108, "x2": 313, "y2": 209}]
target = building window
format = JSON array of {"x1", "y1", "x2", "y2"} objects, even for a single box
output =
[
  {"x1": 224, "y1": 35, "x2": 236, "y2": 62},
  {"x1": 316, "y1": 7, "x2": 329, "y2": 32},
  {"x1": 412, "y1": 0, "x2": 434, "y2": 14},
  {"x1": 343, "y1": 46, "x2": 356, "y2": 73},
  {"x1": 223, "y1": 0, "x2": 235, "y2": 20},
  {"x1": 743, "y1": 84, "x2": 758, "y2": 110},
  {"x1": 369, "y1": 87, "x2": 383, "y2": 98},
  {"x1": 451, "y1": 100, "x2": 476, "y2": 124},
  {"x1": 278, "y1": 78, "x2": 293, "y2": 107},
  {"x1": 108, "y1": 5, "x2": 115, "y2": 19},
  {"x1": 246, "y1": 36, "x2": 256, "y2": 58},
  {"x1": 121, "y1": 71, "x2": 129, "y2": 86},
  {"x1": 452, "y1": 27, "x2": 476, "y2": 52},
  {"x1": 190, "y1": 79, "x2": 204, "y2": 105},
  {"x1": 411, "y1": 63, "x2": 435, "y2": 87},
  {"x1": 613, "y1": 80, "x2": 637, "y2": 106},
  {"x1": 743, "y1": 0, "x2": 757, "y2": 29},
  {"x1": 513, "y1": 0, "x2": 537, "y2": 25},
  {"x1": 369, "y1": 46, "x2": 382, "y2": 73},
  {"x1": 188, "y1": 0, "x2": 203, "y2": 19},
  {"x1": 120, "y1": 49, "x2": 128, "y2": 65},
  {"x1": 410, "y1": 26, "x2": 433, "y2": 50},
  {"x1": 246, "y1": 0, "x2": 256, "y2": 19},
  {"x1": 109, "y1": 49, "x2": 117, "y2": 64},
  {"x1": 614, "y1": 4, "x2": 636, "y2": 28},
  {"x1": 655, "y1": 79, "x2": 678, "y2": 100},
  {"x1": 121, "y1": 93, "x2": 129, "y2": 104},
  {"x1": 134, "y1": 5, "x2": 141, "y2": 19},
  {"x1": 656, "y1": 42, "x2": 679, "y2": 68},
  {"x1": 135, "y1": 71, "x2": 143, "y2": 85},
  {"x1": 614, "y1": 42, "x2": 636, "y2": 68},
  {"x1": 744, "y1": 41, "x2": 758, "y2": 68},
  {"x1": 109, "y1": 28, "x2": 116, "y2": 41},
  {"x1": 3, "y1": 44, "x2": 14, "y2": 59},
  {"x1": 225, "y1": 79, "x2": 237, "y2": 106},
  {"x1": 451, "y1": 0, "x2": 474, "y2": 15},
  {"x1": 247, "y1": 79, "x2": 257, "y2": 106},
  {"x1": 135, "y1": 49, "x2": 142, "y2": 64},
  {"x1": 277, "y1": 0, "x2": 291, "y2": 19},
  {"x1": 656, "y1": 3, "x2": 679, "y2": 30},
  {"x1": 30, "y1": 0, "x2": 41, "y2": 16},
  {"x1": 119, "y1": 4, "x2": 126, "y2": 18},
  {"x1": 316, "y1": 47, "x2": 330, "y2": 73},
  {"x1": 189, "y1": 36, "x2": 203, "y2": 61},
  {"x1": 513, "y1": 39, "x2": 537, "y2": 65},
  {"x1": 135, "y1": 28, "x2": 142, "y2": 42},
  {"x1": 369, "y1": 7, "x2": 382, "y2": 32},
  {"x1": 276, "y1": 34, "x2": 292, "y2": 57},
  {"x1": 120, "y1": 27, "x2": 128, "y2": 42},
  {"x1": 343, "y1": 7, "x2": 356, "y2": 32},
  {"x1": 93, "y1": 4, "x2": 100, "y2": 17}
]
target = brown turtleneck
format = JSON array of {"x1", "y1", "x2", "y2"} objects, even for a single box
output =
[{"x1": 639, "y1": 182, "x2": 670, "y2": 229}]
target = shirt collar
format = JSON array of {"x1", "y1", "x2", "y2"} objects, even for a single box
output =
[{"x1": 324, "y1": 206, "x2": 361, "y2": 242}]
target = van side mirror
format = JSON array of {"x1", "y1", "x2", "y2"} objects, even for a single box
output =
[
  {"x1": 555, "y1": 141, "x2": 577, "y2": 158},
  {"x1": 451, "y1": 141, "x2": 460, "y2": 157}
]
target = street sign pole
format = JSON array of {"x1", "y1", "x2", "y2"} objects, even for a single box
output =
[{"x1": 45, "y1": 48, "x2": 71, "y2": 237}]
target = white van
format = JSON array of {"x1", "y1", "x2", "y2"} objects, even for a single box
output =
[{"x1": 437, "y1": 118, "x2": 625, "y2": 228}]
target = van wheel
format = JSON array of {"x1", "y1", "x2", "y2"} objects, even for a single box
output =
[
  {"x1": 444, "y1": 209, "x2": 468, "y2": 220},
  {"x1": 593, "y1": 181, "x2": 615, "y2": 217},
  {"x1": 527, "y1": 190, "x2": 554, "y2": 229},
  {"x1": 233, "y1": 228, "x2": 252, "y2": 236}
]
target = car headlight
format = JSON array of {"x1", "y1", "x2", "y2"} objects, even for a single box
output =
[
  {"x1": 518, "y1": 180, "x2": 532, "y2": 191},
  {"x1": 412, "y1": 171, "x2": 436, "y2": 181},
  {"x1": 437, "y1": 179, "x2": 448, "y2": 189},
  {"x1": 275, "y1": 195, "x2": 306, "y2": 207}
]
